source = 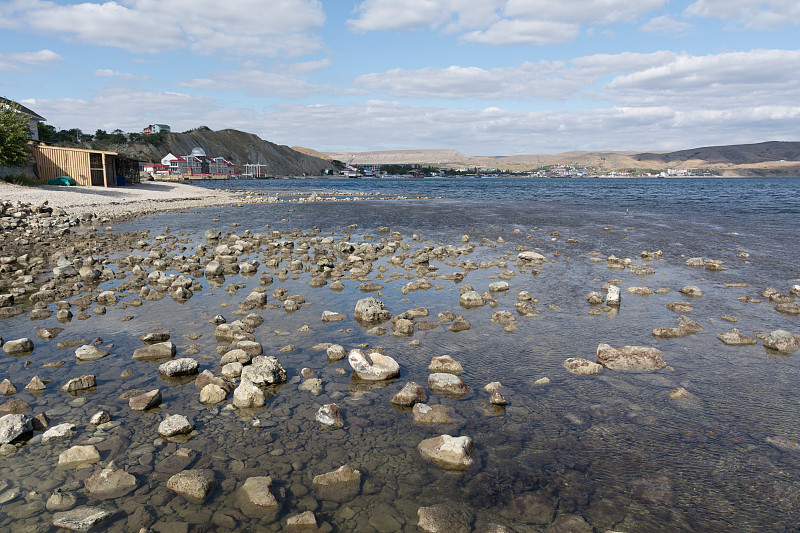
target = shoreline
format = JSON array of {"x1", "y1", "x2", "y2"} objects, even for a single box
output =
[{"x1": 0, "y1": 181, "x2": 241, "y2": 220}]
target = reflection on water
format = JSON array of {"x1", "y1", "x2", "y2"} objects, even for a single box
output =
[{"x1": 1, "y1": 178, "x2": 800, "y2": 531}]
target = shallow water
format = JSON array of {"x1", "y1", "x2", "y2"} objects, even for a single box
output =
[{"x1": 1, "y1": 177, "x2": 800, "y2": 531}]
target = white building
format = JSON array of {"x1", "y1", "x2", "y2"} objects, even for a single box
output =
[
  {"x1": 161, "y1": 148, "x2": 234, "y2": 176},
  {"x1": 0, "y1": 97, "x2": 45, "y2": 141}
]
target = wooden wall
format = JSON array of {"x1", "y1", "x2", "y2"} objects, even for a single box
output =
[{"x1": 31, "y1": 145, "x2": 112, "y2": 187}]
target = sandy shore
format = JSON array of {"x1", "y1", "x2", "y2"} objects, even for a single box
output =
[{"x1": 0, "y1": 180, "x2": 240, "y2": 219}]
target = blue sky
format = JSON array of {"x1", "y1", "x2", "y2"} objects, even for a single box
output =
[{"x1": 1, "y1": 0, "x2": 799, "y2": 155}]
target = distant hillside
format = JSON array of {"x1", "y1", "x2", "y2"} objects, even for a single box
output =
[
  {"x1": 324, "y1": 142, "x2": 800, "y2": 176},
  {"x1": 116, "y1": 128, "x2": 334, "y2": 176}
]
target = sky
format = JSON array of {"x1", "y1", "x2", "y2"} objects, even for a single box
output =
[{"x1": 1, "y1": 0, "x2": 799, "y2": 155}]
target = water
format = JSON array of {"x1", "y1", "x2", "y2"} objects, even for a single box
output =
[{"x1": 1, "y1": 177, "x2": 799, "y2": 531}]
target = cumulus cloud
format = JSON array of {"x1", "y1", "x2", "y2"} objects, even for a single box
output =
[
  {"x1": 685, "y1": 0, "x2": 800, "y2": 29},
  {"x1": 349, "y1": 0, "x2": 666, "y2": 44},
  {"x1": 93, "y1": 68, "x2": 144, "y2": 80},
  {"x1": 2, "y1": 0, "x2": 326, "y2": 56},
  {"x1": 0, "y1": 49, "x2": 64, "y2": 71},
  {"x1": 177, "y1": 68, "x2": 332, "y2": 98},
  {"x1": 640, "y1": 15, "x2": 693, "y2": 35}
]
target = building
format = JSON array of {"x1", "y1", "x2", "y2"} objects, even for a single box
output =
[
  {"x1": 31, "y1": 144, "x2": 140, "y2": 187},
  {"x1": 0, "y1": 97, "x2": 45, "y2": 141},
  {"x1": 161, "y1": 148, "x2": 235, "y2": 176},
  {"x1": 143, "y1": 124, "x2": 170, "y2": 135}
]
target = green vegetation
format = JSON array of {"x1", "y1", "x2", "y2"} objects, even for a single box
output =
[
  {"x1": 0, "y1": 101, "x2": 33, "y2": 167},
  {"x1": 0, "y1": 173, "x2": 39, "y2": 186}
]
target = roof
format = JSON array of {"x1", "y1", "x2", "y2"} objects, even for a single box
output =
[{"x1": 0, "y1": 97, "x2": 46, "y2": 121}]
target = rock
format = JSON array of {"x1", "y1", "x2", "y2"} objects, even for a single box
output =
[
  {"x1": 489, "y1": 281, "x2": 510, "y2": 292},
  {"x1": 140, "y1": 332, "x2": 170, "y2": 343},
  {"x1": 413, "y1": 403, "x2": 454, "y2": 424},
  {"x1": 128, "y1": 389, "x2": 162, "y2": 411},
  {"x1": 391, "y1": 382, "x2": 427, "y2": 407},
  {"x1": 0, "y1": 399, "x2": 28, "y2": 414},
  {"x1": 428, "y1": 373, "x2": 469, "y2": 397},
  {"x1": 132, "y1": 341, "x2": 176, "y2": 362},
  {"x1": 90, "y1": 411, "x2": 112, "y2": 425},
  {"x1": 158, "y1": 358, "x2": 199, "y2": 377},
  {"x1": 58, "y1": 445, "x2": 101, "y2": 468},
  {"x1": 764, "y1": 329, "x2": 800, "y2": 354},
  {"x1": 0, "y1": 379, "x2": 17, "y2": 396},
  {"x1": 563, "y1": 358, "x2": 602, "y2": 376},
  {"x1": 84, "y1": 462, "x2": 137, "y2": 498},
  {"x1": 232, "y1": 378, "x2": 266, "y2": 408},
  {"x1": 52, "y1": 506, "x2": 113, "y2": 531},
  {"x1": 776, "y1": 302, "x2": 800, "y2": 315},
  {"x1": 75, "y1": 345, "x2": 109, "y2": 361},
  {"x1": 606, "y1": 285, "x2": 621, "y2": 306},
  {"x1": 287, "y1": 510, "x2": 318, "y2": 531},
  {"x1": 316, "y1": 403, "x2": 344, "y2": 429},
  {"x1": 25, "y1": 376, "x2": 46, "y2": 391},
  {"x1": 680, "y1": 285, "x2": 703, "y2": 297},
  {"x1": 241, "y1": 355, "x2": 287, "y2": 385},
  {"x1": 322, "y1": 310, "x2": 346, "y2": 322},
  {"x1": 42, "y1": 423, "x2": 76, "y2": 443},
  {"x1": 626, "y1": 286, "x2": 653, "y2": 296},
  {"x1": 348, "y1": 349, "x2": 400, "y2": 380},
  {"x1": 158, "y1": 414, "x2": 194, "y2": 437},
  {"x1": 417, "y1": 434, "x2": 473, "y2": 471},
  {"x1": 238, "y1": 476, "x2": 279, "y2": 520},
  {"x1": 417, "y1": 503, "x2": 473, "y2": 533},
  {"x1": 596, "y1": 344, "x2": 666, "y2": 371},
  {"x1": 669, "y1": 387, "x2": 690, "y2": 400},
  {"x1": 586, "y1": 291, "x2": 605, "y2": 305},
  {"x1": 393, "y1": 318, "x2": 415, "y2": 336},
  {"x1": 354, "y1": 296, "x2": 392, "y2": 325},
  {"x1": 717, "y1": 328, "x2": 760, "y2": 346},
  {"x1": 61, "y1": 374, "x2": 96, "y2": 393},
  {"x1": 459, "y1": 290, "x2": 485, "y2": 308},
  {"x1": 505, "y1": 491, "x2": 556, "y2": 524},
  {"x1": 313, "y1": 464, "x2": 361, "y2": 502},
  {"x1": 166, "y1": 469, "x2": 215, "y2": 502},
  {"x1": 326, "y1": 344, "x2": 347, "y2": 362},
  {"x1": 200, "y1": 384, "x2": 228, "y2": 404},
  {"x1": 429, "y1": 355, "x2": 463, "y2": 374},
  {"x1": 205, "y1": 260, "x2": 224, "y2": 277},
  {"x1": 545, "y1": 514, "x2": 593, "y2": 533},
  {"x1": 0, "y1": 413, "x2": 32, "y2": 444},
  {"x1": 46, "y1": 489, "x2": 78, "y2": 512},
  {"x1": 448, "y1": 319, "x2": 471, "y2": 332},
  {"x1": 666, "y1": 301, "x2": 694, "y2": 313},
  {"x1": 236, "y1": 340, "x2": 263, "y2": 355},
  {"x1": 2, "y1": 337, "x2": 33, "y2": 356},
  {"x1": 518, "y1": 251, "x2": 547, "y2": 263},
  {"x1": 490, "y1": 391, "x2": 508, "y2": 405}
]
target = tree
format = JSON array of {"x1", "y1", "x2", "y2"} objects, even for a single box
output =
[{"x1": 0, "y1": 102, "x2": 32, "y2": 167}]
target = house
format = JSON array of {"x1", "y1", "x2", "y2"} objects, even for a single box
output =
[
  {"x1": 143, "y1": 124, "x2": 170, "y2": 135},
  {"x1": 161, "y1": 148, "x2": 235, "y2": 176},
  {"x1": 0, "y1": 97, "x2": 45, "y2": 141},
  {"x1": 31, "y1": 144, "x2": 140, "y2": 187}
]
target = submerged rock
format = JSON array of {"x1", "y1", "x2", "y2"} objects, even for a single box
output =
[
  {"x1": 128, "y1": 389, "x2": 162, "y2": 411},
  {"x1": 316, "y1": 403, "x2": 344, "y2": 429},
  {"x1": 58, "y1": 445, "x2": 101, "y2": 468},
  {"x1": 417, "y1": 503, "x2": 473, "y2": 533},
  {"x1": 132, "y1": 341, "x2": 175, "y2": 362},
  {"x1": 413, "y1": 403, "x2": 454, "y2": 425},
  {"x1": 717, "y1": 328, "x2": 759, "y2": 346},
  {"x1": 313, "y1": 464, "x2": 361, "y2": 502},
  {"x1": 84, "y1": 462, "x2": 137, "y2": 498},
  {"x1": 428, "y1": 373, "x2": 469, "y2": 397},
  {"x1": 52, "y1": 506, "x2": 113, "y2": 531}
]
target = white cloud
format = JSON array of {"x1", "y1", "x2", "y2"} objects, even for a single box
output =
[
  {"x1": 349, "y1": 0, "x2": 666, "y2": 45},
  {"x1": 685, "y1": 0, "x2": 800, "y2": 29},
  {"x1": 177, "y1": 68, "x2": 332, "y2": 98},
  {"x1": 0, "y1": 49, "x2": 64, "y2": 71},
  {"x1": 640, "y1": 15, "x2": 693, "y2": 35},
  {"x1": 93, "y1": 69, "x2": 143, "y2": 80},
  {"x1": 2, "y1": 0, "x2": 326, "y2": 56}
]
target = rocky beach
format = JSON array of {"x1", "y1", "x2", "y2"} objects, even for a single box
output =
[{"x1": 1, "y1": 177, "x2": 800, "y2": 532}]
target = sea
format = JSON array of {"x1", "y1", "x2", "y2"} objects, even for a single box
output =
[{"x1": 2, "y1": 176, "x2": 799, "y2": 532}]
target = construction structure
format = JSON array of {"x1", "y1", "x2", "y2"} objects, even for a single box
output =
[{"x1": 30, "y1": 144, "x2": 140, "y2": 187}]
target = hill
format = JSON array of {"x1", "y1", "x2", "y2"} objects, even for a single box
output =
[
  {"x1": 110, "y1": 128, "x2": 334, "y2": 176},
  {"x1": 323, "y1": 142, "x2": 800, "y2": 176}
]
